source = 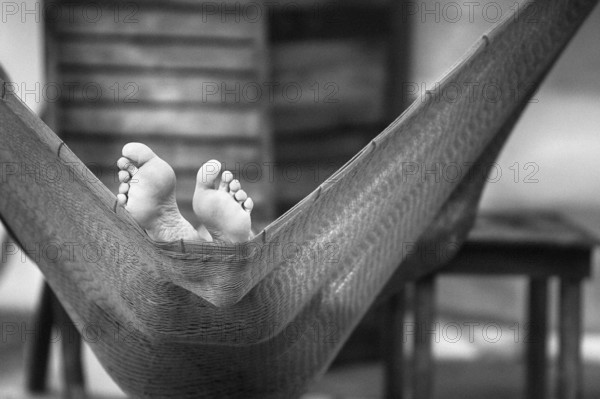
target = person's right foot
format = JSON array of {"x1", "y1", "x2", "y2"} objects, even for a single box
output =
[
  {"x1": 117, "y1": 143, "x2": 199, "y2": 242},
  {"x1": 193, "y1": 160, "x2": 254, "y2": 243}
]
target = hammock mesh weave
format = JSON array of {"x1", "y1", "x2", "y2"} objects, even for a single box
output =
[{"x1": 0, "y1": 0, "x2": 597, "y2": 397}]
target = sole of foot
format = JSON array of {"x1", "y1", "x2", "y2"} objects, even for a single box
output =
[
  {"x1": 117, "y1": 142, "x2": 197, "y2": 242},
  {"x1": 192, "y1": 160, "x2": 254, "y2": 243}
]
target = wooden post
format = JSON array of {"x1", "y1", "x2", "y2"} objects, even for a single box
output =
[
  {"x1": 25, "y1": 283, "x2": 54, "y2": 392},
  {"x1": 414, "y1": 276, "x2": 435, "y2": 399},
  {"x1": 53, "y1": 296, "x2": 86, "y2": 399},
  {"x1": 558, "y1": 278, "x2": 583, "y2": 399},
  {"x1": 526, "y1": 278, "x2": 548, "y2": 399},
  {"x1": 385, "y1": 0, "x2": 412, "y2": 122},
  {"x1": 383, "y1": 291, "x2": 406, "y2": 399},
  {"x1": 383, "y1": 2, "x2": 411, "y2": 396}
]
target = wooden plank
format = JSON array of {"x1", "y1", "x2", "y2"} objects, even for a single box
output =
[
  {"x1": 65, "y1": 138, "x2": 261, "y2": 169},
  {"x1": 272, "y1": 59, "x2": 385, "y2": 109},
  {"x1": 272, "y1": 39, "x2": 385, "y2": 75},
  {"x1": 271, "y1": 40, "x2": 386, "y2": 131},
  {"x1": 526, "y1": 279, "x2": 548, "y2": 399},
  {"x1": 53, "y1": 296, "x2": 86, "y2": 396},
  {"x1": 274, "y1": 160, "x2": 343, "y2": 204},
  {"x1": 558, "y1": 279, "x2": 583, "y2": 399},
  {"x1": 443, "y1": 244, "x2": 592, "y2": 279},
  {"x1": 50, "y1": 3, "x2": 260, "y2": 39},
  {"x1": 59, "y1": 71, "x2": 259, "y2": 104},
  {"x1": 468, "y1": 212, "x2": 598, "y2": 247},
  {"x1": 413, "y1": 276, "x2": 435, "y2": 399},
  {"x1": 25, "y1": 284, "x2": 54, "y2": 393},
  {"x1": 123, "y1": 0, "x2": 266, "y2": 7},
  {"x1": 383, "y1": 292, "x2": 406, "y2": 399},
  {"x1": 384, "y1": 0, "x2": 412, "y2": 123},
  {"x1": 58, "y1": 40, "x2": 257, "y2": 71},
  {"x1": 273, "y1": 0, "x2": 389, "y2": 7},
  {"x1": 270, "y1": 2, "x2": 390, "y2": 42},
  {"x1": 60, "y1": 105, "x2": 262, "y2": 137},
  {"x1": 273, "y1": 103, "x2": 383, "y2": 133},
  {"x1": 58, "y1": 41, "x2": 384, "y2": 107},
  {"x1": 271, "y1": 40, "x2": 386, "y2": 106},
  {"x1": 275, "y1": 131, "x2": 370, "y2": 162}
]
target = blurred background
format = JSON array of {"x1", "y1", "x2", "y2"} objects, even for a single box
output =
[{"x1": 0, "y1": 0, "x2": 599, "y2": 397}]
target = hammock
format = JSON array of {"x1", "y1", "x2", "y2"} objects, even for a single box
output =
[{"x1": 0, "y1": 0, "x2": 596, "y2": 397}]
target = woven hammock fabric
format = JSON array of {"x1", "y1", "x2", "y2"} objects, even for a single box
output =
[{"x1": 0, "y1": 0, "x2": 597, "y2": 397}]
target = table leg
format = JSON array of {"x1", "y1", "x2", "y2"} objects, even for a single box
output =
[
  {"x1": 414, "y1": 276, "x2": 435, "y2": 399},
  {"x1": 526, "y1": 278, "x2": 548, "y2": 399},
  {"x1": 25, "y1": 282, "x2": 54, "y2": 392},
  {"x1": 383, "y1": 291, "x2": 406, "y2": 399},
  {"x1": 558, "y1": 278, "x2": 583, "y2": 399}
]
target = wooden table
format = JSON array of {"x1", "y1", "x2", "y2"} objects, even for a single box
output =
[{"x1": 386, "y1": 211, "x2": 597, "y2": 399}]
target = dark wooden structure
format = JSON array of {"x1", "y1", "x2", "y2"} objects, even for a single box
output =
[
  {"x1": 270, "y1": 0, "x2": 404, "y2": 213},
  {"x1": 43, "y1": 0, "x2": 275, "y2": 226},
  {"x1": 390, "y1": 212, "x2": 596, "y2": 399}
]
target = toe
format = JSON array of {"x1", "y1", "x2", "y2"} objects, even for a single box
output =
[
  {"x1": 118, "y1": 182, "x2": 129, "y2": 195},
  {"x1": 122, "y1": 143, "x2": 156, "y2": 165},
  {"x1": 219, "y1": 170, "x2": 233, "y2": 192},
  {"x1": 243, "y1": 197, "x2": 253, "y2": 213},
  {"x1": 117, "y1": 157, "x2": 137, "y2": 175},
  {"x1": 118, "y1": 170, "x2": 130, "y2": 183},
  {"x1": 229, "y1": 179, "x2": 241, "y2": 194},
  {"x1": 197, "y1": 160, "x2": 222, "y2": 190},
  {"x1": 117, "y1": 193, "x2": 127, "y2": 205},
  {"x1": 234, "y1": 189, "x2": 247, "y2": 203}
]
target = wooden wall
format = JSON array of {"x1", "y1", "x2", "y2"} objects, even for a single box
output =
[
  {"x1": 268, "y1": 0, "x2": 401, "y2": 213},
  {"x1": 44, "y1": 0, "x2": 408, "y2": 225},
  {"x1": 44, "y1": 0, "x2": 274, "y2": 227}
]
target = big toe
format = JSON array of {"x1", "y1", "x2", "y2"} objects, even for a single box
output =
[
  {"x1": 196, "y1": 160, "x2": 222, "y2": 190},
  {"x1": 122, "y1": 143, "x2": 156, "y2": 165}
]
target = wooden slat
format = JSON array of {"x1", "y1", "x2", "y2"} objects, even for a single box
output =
[
  {"x1": 272, "y1": 59, "x2": 384, "y2": 109},
  {"x1": 123, "y1": 0, "x2": 266, "y2": 7},
  {"x1": 274, "y1": 161, "x2": 342, "y2": 204},
  {"x1": 270, "y1": 2, "x2": 390, "y2": 42},
  {"x1": 65, "y1": 138, "x2": 261, "y2": 170},
  {"x1": 271, "y1": 40, "x2": 385, "y2": 132},
  {"x1": 467, "y1": 212, "x2": 598, "y2": 247},
  {"x1": 382, "y1": 292, "x2": 406, "y2": 399},
  {"x1": 273, "y1": 0, "x2": 389, "y2": 7},
  {"x1": 60, "y1": 106, "x2": 261, "y2": 137},
  {"x1": 273, "y1": 103, "x2": 383, "y2": 134},
  {"x1": 276, "y1": 131, "x2": 370, "y2": 162},
  {"x1": 59, "y1": 71, "x2": 259, "y2": 104},
  {"x1": 558, "y1": 279, "x2": 583, "y2": 399},
  {"x1": 414, "y1": 276, "x2": 436, "y2": 399},
  {"x1": 58, "y1": 40, "x2": 256, "y2": 71},
  {"x1": 526, "y1": 279, "x2": 549, "y2": 399},
  {"x1": 443, "y1": 244, "x2": 592, "y2": 278},
  {"x1": 272, "y1": 39, "x2": 385, "y2": 75},
  {"x1": 50, "y1": 3, "x2": 260, "y2": 39}
]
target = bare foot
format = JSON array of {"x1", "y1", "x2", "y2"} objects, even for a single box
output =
[
  {"x1": 117, "y1": 143, "x2": 199, "y2": 242},
  {"x1": 193, "y1": 160, "x2": 254, "y2": 243}
]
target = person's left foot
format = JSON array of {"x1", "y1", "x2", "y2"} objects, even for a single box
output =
[
  {"x1": 193, "y1": 160, "x2": 254, "y2": 243},
  {"x1": 117, "y1": 143, "x2": 199, "y2": 242}
]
